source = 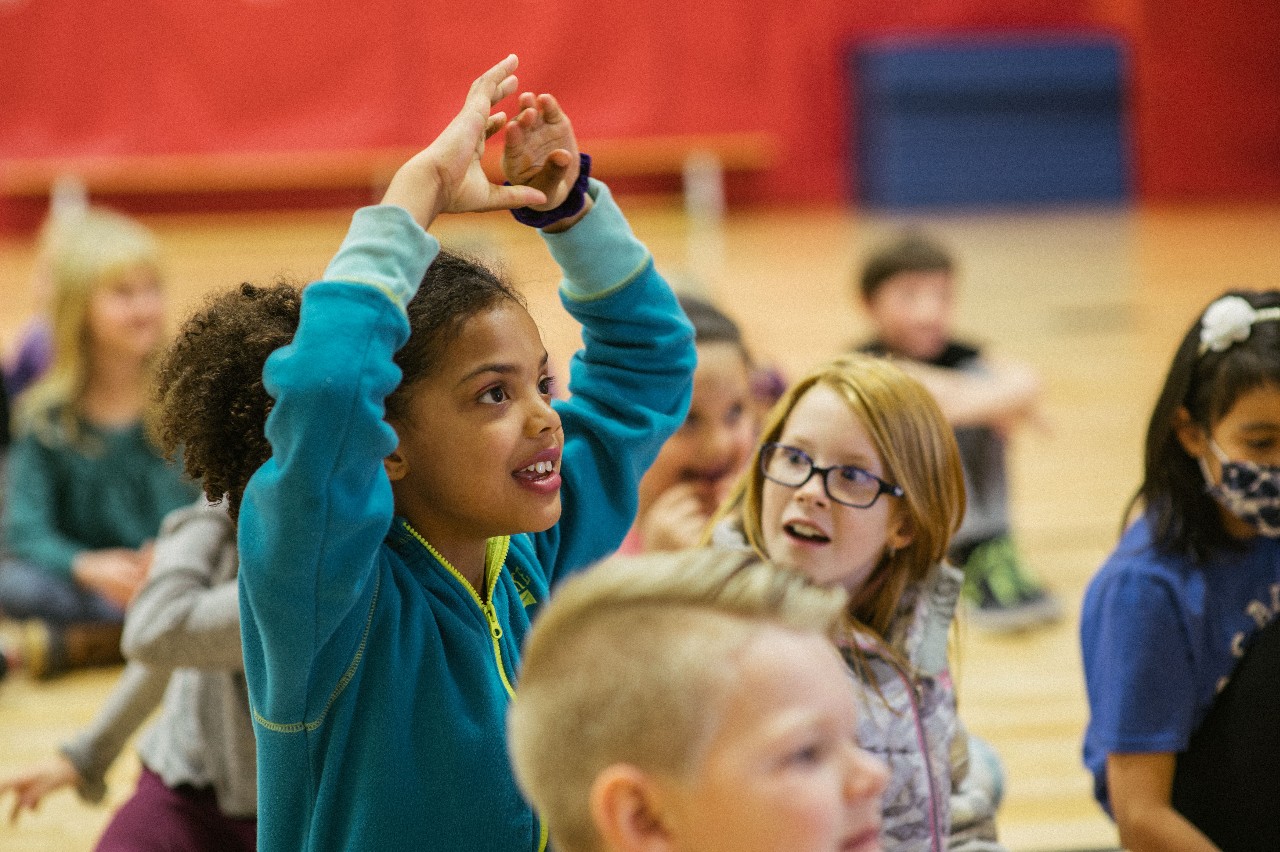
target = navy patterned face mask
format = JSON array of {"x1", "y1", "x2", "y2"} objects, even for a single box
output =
[{"x1": 1200, "y1": 439, "x2": 1280, "y2": 537}]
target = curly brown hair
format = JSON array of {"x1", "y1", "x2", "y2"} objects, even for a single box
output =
[{"x1": 154, "y1": 248, "x2": 524, "y2": 522}]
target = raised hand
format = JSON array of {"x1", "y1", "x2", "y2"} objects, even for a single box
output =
[
  {"x1": 381, "y1": 54, "x2": 547, "y2": 228},
  {"x1": 502, "y1": 92, "x2": 581, "y2": 210}
]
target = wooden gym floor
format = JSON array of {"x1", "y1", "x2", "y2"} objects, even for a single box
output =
[{"x1": 1, "y1": 193, "x2": 1278, "y2": 851}]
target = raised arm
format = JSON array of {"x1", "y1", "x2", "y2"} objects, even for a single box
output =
[
  {"x1": 238, "y1": 55, "x2": 551, "y2": 722},
  {"x1": 501, "y1": 91, "x2": 696, "y2": 577}
]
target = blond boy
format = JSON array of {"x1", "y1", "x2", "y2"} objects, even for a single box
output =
[{"x1": 509, "y1": 548, "x2": 888, "y2": 852}]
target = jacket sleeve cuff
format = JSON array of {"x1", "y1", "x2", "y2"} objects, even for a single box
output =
[
  {"x1": 540, "y1": 180, "x2": 651, "y2": 300},
  {"x1": 322, "y1": 205, "x2": 440, "y2": 307},
  {"x1": 58, "y1": 742, "x2": 106, "y2": 804}
]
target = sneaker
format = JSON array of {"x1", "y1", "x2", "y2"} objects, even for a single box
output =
[
  {"x1": 21, "y1": 619, "x2": 124, "y2": 680},
  {"x1": 960, "y1": 535, "x2": 1062, "y2": 633}
]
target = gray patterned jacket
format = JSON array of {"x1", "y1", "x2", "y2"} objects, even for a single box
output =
[{"x1": 837, "y1": 562, "x2": 1006, "y2": 852}]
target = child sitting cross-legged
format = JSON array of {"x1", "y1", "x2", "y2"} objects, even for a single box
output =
[
  {"x1": 152, "y1": 55, "x2": 695, "y2": 852},
  {"x1": 854, "y1": 231, "x2": 1061, "y2": 632},
  {"x1": 508, "y1": 547, "x2": 890, "y2": 852}
]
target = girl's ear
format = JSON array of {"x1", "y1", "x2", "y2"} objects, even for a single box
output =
[
  {"x1": 1173, "y1": 406, "x2": 1209, "y2": 458},
  {"x1": 383, "y1": 449, "x2": 407, "y2": 481},
  {"x1": 589, "y1": 765, "x2": 676, "y2": 852},
  {"x1": 888, "y1": 504, "x2": 915, "y2": 553},
  {"x1": 383, "y1": 421, "x2": 408, "y2": 481}
]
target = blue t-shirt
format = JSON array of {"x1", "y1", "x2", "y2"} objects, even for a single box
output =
[{"x1": 1080, "y1": 514, "x2": 1280, "y2": 812}]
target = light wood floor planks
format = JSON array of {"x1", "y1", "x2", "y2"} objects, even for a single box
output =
[{"x1": 1, "y1": 196, "x2": 1278, "y2": 851}]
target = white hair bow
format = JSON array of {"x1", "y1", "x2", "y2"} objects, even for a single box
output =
[{"x1": 1199, "y1": 295, "x2": 1280, "y2": 355}]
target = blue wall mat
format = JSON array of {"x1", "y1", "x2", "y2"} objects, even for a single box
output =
[{"x1": 852, "y1": 35, "x2": 1130, "y2": 208}]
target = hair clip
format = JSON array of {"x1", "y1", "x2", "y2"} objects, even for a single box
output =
[{"x1": 1198, "y1": 295, "x2": 1280, "y2": 356}]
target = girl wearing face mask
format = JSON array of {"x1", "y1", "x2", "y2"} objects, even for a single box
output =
[{"x1": 1081, "y1": 290, "x2": 1280, "y2": 852}]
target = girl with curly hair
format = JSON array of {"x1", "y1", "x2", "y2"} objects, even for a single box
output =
[{"x1": 153, "y1": 55, "x2": 693, "y2": 852}]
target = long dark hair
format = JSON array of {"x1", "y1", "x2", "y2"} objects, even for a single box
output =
[{"x1": 1128, "y1": 289, "x2": 1280, "y2": 561}]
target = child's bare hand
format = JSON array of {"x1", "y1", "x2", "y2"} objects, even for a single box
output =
[
  {"x1": 381, "y1": 55, "x2": 547, "y2": 227},
  {"x1": 0, "y1": 755, "x2": 80, "y2": 823},
  {"x1": 502, "y1": 92, "x2": 580, "y2": 210},
  {"x1": 72, "y1": 548, "x2": 148, "y2": 609},
  {"x1": 134, "y1": 540, "x2": 156, "y2": 576},
  {"x1": 639, "y1": 482, "x2": 714, "y2": 553}
]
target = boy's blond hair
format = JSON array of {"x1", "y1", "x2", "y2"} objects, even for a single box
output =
[{"x1": 508, "y1": 548, "x2": 848, "y2": 852}]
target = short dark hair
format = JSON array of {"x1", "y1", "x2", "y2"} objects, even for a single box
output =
[
  {"x1": 677, "y1": 293, "x2": 747, "y2": 356},
  {"x1": 1129, "y1": 289, "x2": 1280, "y2": 561},
  {"x1": 857, "y1": 231, "x2": 954, "y2": 301},
  {"x1": 153, "y1": 248, "x2": 523, "y2": 521}
]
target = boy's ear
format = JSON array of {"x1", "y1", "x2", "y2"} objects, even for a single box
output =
[
  {"x1": 1173, "y1": 406, "x2": 1209, "y2": 458},
  {"x1": 589, "y1": 765, "x2": 676, "y2": 852}
]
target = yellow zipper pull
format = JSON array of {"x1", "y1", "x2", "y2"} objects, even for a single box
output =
[{"x1": 481, "y1": 602, "x2": 503, "y2": 640}]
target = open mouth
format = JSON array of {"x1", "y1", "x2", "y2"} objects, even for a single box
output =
[
  {"x1": 783, "y1": 520, "x2": 830, "y2": 544},
  {"x1": 512, "y1": 447, "x2": 563, "y2": 496},
  {"x1": 514, "y1": 459, "x2": 557, "y2": 482}
]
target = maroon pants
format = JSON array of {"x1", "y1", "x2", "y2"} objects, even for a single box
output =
[{"x1": 96, "y1": 766, "x2": 256, "y2": 852}]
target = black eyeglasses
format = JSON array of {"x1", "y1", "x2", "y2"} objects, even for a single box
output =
[{"x1": 759, "y1": 442, "x2": 903, "y2": 508}]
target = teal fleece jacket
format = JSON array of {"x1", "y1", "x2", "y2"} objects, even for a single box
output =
[{"x1": 237, "y1": 181, "x2": 695, "y2": 852}]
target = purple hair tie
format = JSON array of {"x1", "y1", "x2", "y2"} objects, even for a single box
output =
[{"x1": 508, "y1": 153, "x2": 591, "y2": 229}]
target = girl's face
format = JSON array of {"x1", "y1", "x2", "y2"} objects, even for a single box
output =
[
  {"x1": 1206, "y1": 383, "x2": 1280, "y2": 469},
  {"x1": 1182, "y1": 382, "x2": 1280, "y2": 538},
  {"x1": 387, "y1": 302, "x2": 563, "y2": 568},
  {"x1": 85, "y1": 264, "x2": 165, "y2": 362},
  {"x1": 660, "y1": 628, "x2": 887, "y2": 852},
  {"x1": 638, "y1": 341, "x2": 757, "y2": 516},
  {"x1": 761, "y1": 384, "x2": 911, "y2": 598}
]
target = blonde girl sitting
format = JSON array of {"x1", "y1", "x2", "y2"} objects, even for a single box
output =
[{"x1": 0, "y1": 207, "x2": 198, "y2": 677}]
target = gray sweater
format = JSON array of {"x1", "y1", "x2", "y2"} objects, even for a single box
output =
[{"x1": 61, "y1": 499, "x2": 255, "y2": 817}]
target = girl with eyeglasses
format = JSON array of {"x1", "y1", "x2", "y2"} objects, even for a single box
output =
[
  {"x1": 710, "y1": 352, "x2": 1006, "y2": 851},
  {"x1": 1081, "y1": 290, "x2": 1280, "y2": 851}
]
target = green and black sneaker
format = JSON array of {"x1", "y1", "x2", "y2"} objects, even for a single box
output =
[{"x1": 960, "y1": 535, "x2": 1062, "y2": 633}]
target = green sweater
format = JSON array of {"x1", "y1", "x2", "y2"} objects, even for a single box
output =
[{"x1": 3, "y1": 414, "x2": 199, "y2": 577}]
